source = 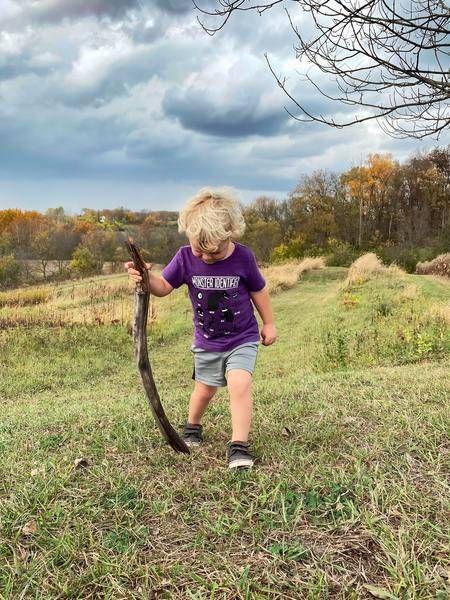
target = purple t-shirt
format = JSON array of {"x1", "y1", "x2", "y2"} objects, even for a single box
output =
[{"x1": 161, "y1": 242, "x2": 266, "y2": 352}]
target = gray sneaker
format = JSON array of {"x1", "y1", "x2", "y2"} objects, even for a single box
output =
[
  {"x1": 181, "y1": 422, "x2": 203, "y2": 447},
  {"x1": 227, "y1": 441, "x2": 254, "y2": 469}
]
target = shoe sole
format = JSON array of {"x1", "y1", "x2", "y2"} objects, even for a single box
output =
[
  {"x1": 228, "y1": 458, "x2": 254, "y2": 469},
  {"x1": 183, "y1": 440, "x2": 202, "y2": 447}
]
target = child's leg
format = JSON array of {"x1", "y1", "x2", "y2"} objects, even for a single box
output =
[
  {"x1": 188, "y1": 380, "x2": 217, "y2": 424},
  {"x1": 226, "y1": 369, "x2": 253, "y2": 442}
]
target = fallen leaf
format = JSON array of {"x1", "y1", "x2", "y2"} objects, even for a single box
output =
[
  {"x1": 363, "y1": 584, "x2": 396, "y2": 599},
  {"x1": 74, "y1": 457, "x2": 88, "y2": 468},
  {"x1": 281, "y1": 427, "x2": 292, "y2": 438},
  {"x1": 22, "y1": 521, "x2": 37, "y2": 536}
]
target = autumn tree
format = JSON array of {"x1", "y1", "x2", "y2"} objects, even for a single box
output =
[
  {"x1": 70, "y1": 247, "x2": 98, "y2": 277},
  {"x1": 241, "y1": 196, "x2": 291, "y2": 260},
  {"x1": 0, "y1": 210, "x2": 46, "y2": 259},
  {"x1": 341, "y1": 154, "x2": 397, "y2": 247},
  {"x1": 46, "y1": 207, "x2": 68, "y2": 224},
  {"x1": 137, "y1": 215, "x2": 185, "y2": 264},
  {"x1": 428, "y1": 147, "x2": 450, "y2": 235},
  {"x1": 0, "y1": 255, "x2": 22, "y2": 289},
  {"x1": 51, "y1": 224, "x2": 81, "y2": 274},
  {"x1": 289, "y1": 170, "x2": 341, "y2": 248},
  {"x1": 77, "y1": 229, "x2": 117, "y2": 272},
  {"x1": 398, "y1": 150, "x2": 450, "y2": 245},
  {"x1": 31, "y1": 230, "x2": 56, "y2": 280},
  {"x1": 0, "y1": 231, "x2": 13, "y2": 256},
  {"x1": 242, "y1": 219, "x2": 282, "y2": 262}
]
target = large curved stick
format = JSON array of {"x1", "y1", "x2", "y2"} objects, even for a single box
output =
[{"x1": 125, "y1": 239, "x2": 189, "y2": 454}]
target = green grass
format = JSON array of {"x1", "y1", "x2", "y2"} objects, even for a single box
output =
[{"x1": 0, "y1": 268, "x2": 449, "y2": 599}]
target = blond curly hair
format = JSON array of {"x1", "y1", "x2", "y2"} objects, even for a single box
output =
[{"x1": 178, "y1": 187, "x2": 246, "y2": 252}]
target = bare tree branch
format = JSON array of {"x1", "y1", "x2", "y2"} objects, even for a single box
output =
[{"x1": 194, "y1": 0, "x2": 450, "y2": 139}]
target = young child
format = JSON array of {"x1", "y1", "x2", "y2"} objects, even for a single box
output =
[{"x1": 125, "y1": 187, "x2": 277, "y2": 469}]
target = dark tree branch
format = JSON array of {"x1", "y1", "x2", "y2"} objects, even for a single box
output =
[{"x1": 194, "y1": 0, "x2": 450, "y2": 139}]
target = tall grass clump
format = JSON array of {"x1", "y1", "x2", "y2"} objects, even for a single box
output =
[
  {"x1": 416, "y1": 253, "x2": 450, "y2": 277},
  {"x1": 344, "y1": 253, "x2": 384, "y2": 288},
  {"x1": 343, "y1": 252, "x2": 405, "y2": 290},
  {"x1": 0, "y1": 287, "x2": 50, "y2": 307},
  {"x1": 264, "y1": 257, "x2": 325, "y2": 294}
]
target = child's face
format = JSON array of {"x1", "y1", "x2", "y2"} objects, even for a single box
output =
[{"x1": 189, "y1": 238, "x2": 231, "y2": 264}]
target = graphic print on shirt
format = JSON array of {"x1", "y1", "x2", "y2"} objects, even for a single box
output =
[{"x1": 192, "y1": 275, "x2": 240, "y2": 339}]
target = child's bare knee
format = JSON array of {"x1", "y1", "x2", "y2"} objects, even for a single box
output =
[
  {"x1": 226, "y1": 369, "x2": 252, "y2": 393},
  {"x1": 194, "y1": 381, "x2": 217, "y2": 401}
]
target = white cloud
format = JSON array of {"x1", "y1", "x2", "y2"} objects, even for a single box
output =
[
  {"x1": 65, "y1": 33, "x2": 135, "y2": 89},
  {"x1": 0, "y1": 1, "x2": 21, "y2": 22}
]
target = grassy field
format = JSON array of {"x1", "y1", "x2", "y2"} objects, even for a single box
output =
[{"x1": 0, "y1": 263, "x2": 449, "y2": 599}]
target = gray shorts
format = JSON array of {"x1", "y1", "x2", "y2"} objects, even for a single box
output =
[{"x1": 191, "y1": 341, "x2": 259, "y2": 388}]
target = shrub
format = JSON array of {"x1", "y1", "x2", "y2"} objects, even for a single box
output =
[
  {"x1": 416, "y1": 253, "x2": 450, "y2": 278},
  {"x1": 376, "y1": 245, "x2": 436, "y2": 273},
  {"x1": 325, "y1": 239, "x2": 360, "y2": 267},
  {"x1": 70, "y1": 246, "x2": 100, "y2": 277},
  {"x1": 271, "y1": 237, "x2": 306, "y2": 262},
  {"x1": 0, "y1": 255, "x2": 22, "y2": 289}
]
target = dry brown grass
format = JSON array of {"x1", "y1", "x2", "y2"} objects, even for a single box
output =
[
  {"x1": 416, "y1": 253, "x2": 450, "y2": 277},
  {"x1": 343, "y1": 253, "x2": 404, "y2": 289},
  {"x1": 0, "y1": 276, "x2": 134, "y2": 329},
  {"x1": 399, "y1": 283, "x2": 420, "y2": 302},
  {"x1": 1, "y1": 259, "x2": 327, "y2": 327},
  {"x1": 0, "y1": 272, "x2": 183, "y2": 330},
  {"x1": 0, "y1": 287, "x2": 50, "y2": 307},
  {"x1": 263, "y1": 257, "x2": 325, "y2": 294},
  {"x1": 344, "y1": 253, "x2": 384, "y2": 287},
  {"x1": 422, "y1": 303, "x2": 450, "y2": 325}
]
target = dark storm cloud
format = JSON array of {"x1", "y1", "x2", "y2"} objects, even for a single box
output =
[
  {"x1": 153, "y1": 0, "x2": 219, "y2": 15},
  {"x1": 1, "y1": 0, "x2": 203, "y2": 27},
  {"x1": 163, "y1": 88, "x2": 288, "y2": 138},
  {"x1": 154, "y1": 0, "x2": 194, "y2": 14},
  {"x1": 27, "y1": 0, "x2": 140, "y2": 23}
]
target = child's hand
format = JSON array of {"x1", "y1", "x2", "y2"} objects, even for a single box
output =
[
  {"x1": 261, "y1": 323, "x2": 277, "y2": 346},
  {"x1": 124, "y1": 261, "x2": 152, "y2": 283}
]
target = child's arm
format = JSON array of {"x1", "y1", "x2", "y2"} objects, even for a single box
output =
[
  {"x1": 124, "y1": 262, "x2": 173, "y2": 297},
  {"x1": 250, "y1": 285, "x2": 277, "y2": 346}
]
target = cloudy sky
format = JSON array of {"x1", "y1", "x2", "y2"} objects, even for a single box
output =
[{"x1": 0, "y1": 0, "x2": 448, "y2": 213}]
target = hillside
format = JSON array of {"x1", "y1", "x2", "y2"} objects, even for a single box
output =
[{"x1": 0, "y1": 266, "x2": 449, "y2": 599}]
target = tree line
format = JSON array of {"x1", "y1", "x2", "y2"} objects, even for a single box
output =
[
  {"x1": 0, "y1": 207, "x2": 184, "y2": 288},
  {"x1": 242, "y1": 147, "x2": 449, "y2": 270},
  {"x1": 0, "y1": 147, "x2": 448, "y2": 289}
]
